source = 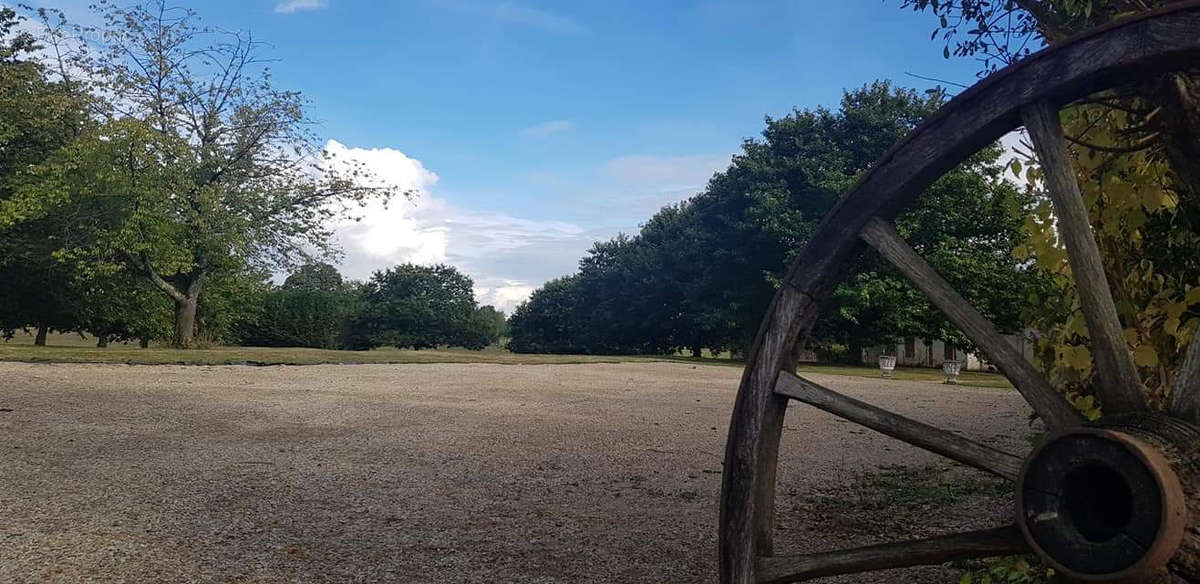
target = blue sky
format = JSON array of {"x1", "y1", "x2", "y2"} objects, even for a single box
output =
[{"x1": 25, "y1": 0, "x2": 986, "y2": 311}]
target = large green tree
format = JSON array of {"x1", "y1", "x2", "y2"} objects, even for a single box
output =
[
  {"x1": 0, "y1": 7, "x2": 89, "y2": 344},
  {"x1": 508, "y1": 82, "x2": 1040, "y2": 360},
  {"x1": 508, "y1": 276, "x2": 586, "y2": 354},
  {"x1": 825, "y1": 146, "x2": 1041, "y2": 362},
  {"x1": 2, "y1": 1, "x2": 401, "y2": 347},
  {"x1": 352, "y1": 263, "x2": 492, "y2": 351}
]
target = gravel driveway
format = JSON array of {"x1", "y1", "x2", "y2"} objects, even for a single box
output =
[{"x1": 0, "y1": 361, "x2": 1033, "y2": 583}]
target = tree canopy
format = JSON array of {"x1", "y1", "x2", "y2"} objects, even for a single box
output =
[{"x1": 509, "y1": 81, "x2": 1042, "y2": 361}]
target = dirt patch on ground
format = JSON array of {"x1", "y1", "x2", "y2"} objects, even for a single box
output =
[{"x1": 0, "y1": 361, "x2": 1033, "y2": 583}]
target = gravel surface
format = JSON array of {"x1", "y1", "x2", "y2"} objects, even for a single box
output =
[{"x1": 0, "y1": 361, "x2": 1033, "y2": 583}]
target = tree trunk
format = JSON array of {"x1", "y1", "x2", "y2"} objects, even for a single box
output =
[
  {"x1": 139, "y1": 336, "x2": 150, "y2": 349},
  {"x1": 1149, "y1": 74, "x2": 1200, "y2": 204},
  {"x1": 96, "y1": 335, "x2": 108, "y2": 348},
  {"x1": 692, "y1": 345, "x2": 703, "y2": 358},
  {"x1": 174, "y1": 296, "x2": 198, "y2": 348},
  {"x1": 34, "y1": 323, "x2": 48, "y2": 346}
]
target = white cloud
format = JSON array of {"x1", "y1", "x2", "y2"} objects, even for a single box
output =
[
  {"x1": 473, "y1": 280, "x2": 537, "y2": 312},
  {"x1": 323, "y1": 140, "x2": 594, "y2": 313},
  {"x1": 316, "y1": 143, "x2": 737, "y2": 313},
  {"x1": 274, "y1": 0, "x2": 328, "y2": 14},
  {"x1": 520, "y1": 119, "x2": 574, "y2": 138}
]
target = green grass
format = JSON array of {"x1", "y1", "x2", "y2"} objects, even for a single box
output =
[
  {"x1": 0, "y1": 332, "x2": 1015, "y2": 389},
  {"x1": 795, "y1": 363, "x2": 1015, "y2": 389},
  {"x1": 0, "y1": 332, "x2": 651, "y2": 366},
  {"x1": 661, "y1": 355, "x2": 1014, "y2": 389}
]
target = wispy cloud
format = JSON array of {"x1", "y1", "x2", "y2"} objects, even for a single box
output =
[
  {"x1": 519, "y1": 119, "x2": 575, "y2": 138},
  {"x1": 606, "y1": 154, "x2": 728, "y2": 193},
  {"x1": 492, "y1": 3, "x2": 587, "y2": 34},
  {"x1": 274, "y1": 0, "x2": 328, "y2": 14}
]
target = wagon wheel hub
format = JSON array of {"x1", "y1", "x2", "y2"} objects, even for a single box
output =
[{"x1": 1018, "y1": 428, "x2": 1187, "y2": 582}]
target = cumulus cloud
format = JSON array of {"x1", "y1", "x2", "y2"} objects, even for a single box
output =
[
  {"x1": 324, "y1": 140, "x2": 594, "y2": 313},
  {"x1": 520, "y1": 119, "x2": 575, "y2": 138},
  {"x1": 274, "y1": 0, "x2": 328, "y2": 14}
]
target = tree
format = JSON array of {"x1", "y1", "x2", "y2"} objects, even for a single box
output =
[
  {"x1": 509, "y1": 82, "x2": 1038, "y2": 361},
  {"x1": 69, "y1": 259, "x2": 172, "y2": 347},
  {"x1": 237, "y1": 263, "x2": 356, "y2": 349},
  {"x1": 826, "y1": 146, "x2": 1043, "y2": 363},
  {"x1": 508, "y1": 276, "x2": 585, "y2": 354},
  {"x1": 0, "y1": 7, "x2": 89, "y2": 344},
  {"x1": 474, "y1": 305, "x2": 510, "y2": 344},
  {"x1": 283, "y1": 262, "x2": 345, "y2": 292},
  {"x1": 3, "y1": 1, "x2": 401, "y2": 347},
  {"x1": 352, "y1": 264, "x2": 488, "y2": 350},
  {"x1": 680, "y1": 82, "x2": 949, "y2": 355}
]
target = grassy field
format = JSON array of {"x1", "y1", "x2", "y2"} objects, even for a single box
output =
[
  {"x1": 0, "y1": 332, "x2": 644, "y2": 366},
  {"x1": 1, "y1": 331, "x2": 1014, "y2": 388},
  {"x1": 796, "y1": 363, "x2": 1014, "y2": 389}
]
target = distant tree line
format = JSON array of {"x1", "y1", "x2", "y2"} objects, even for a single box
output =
[
  {"x1": 238, "y1": 263, "x2": 508, "y2": 351},
  {"x1": 508, "y1": 81, "x2": 1047, "y2": 361}
]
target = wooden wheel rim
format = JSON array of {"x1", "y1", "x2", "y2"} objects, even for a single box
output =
[{"x1": 719, "y1": 4, "x2": 1200, "y2": 583}]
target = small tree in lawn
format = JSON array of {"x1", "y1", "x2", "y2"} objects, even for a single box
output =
[{"x1": 6, "y1": 1, "x2": 402, "y2": 347}]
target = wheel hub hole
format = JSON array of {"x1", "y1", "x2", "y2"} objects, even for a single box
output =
[{"x1": 1062, "y1": 464, "x2": 1133, "y2": 543}]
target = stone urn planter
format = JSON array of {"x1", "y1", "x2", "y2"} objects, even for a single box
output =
[
  {"x1": 942, "y1": 360, "x2": 963, "y2": 384},
  {"x1": 878, "y1": 355, "x2": 897, "y2": 379}
]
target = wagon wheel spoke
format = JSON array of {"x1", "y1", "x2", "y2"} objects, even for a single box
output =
[
  {"x1": 860, "y1": 217, "x2": 1079, "y2": 428},
  {"x1": 775, "y1": 371, "x2": 1023, "y2": 479},
  {"x1": 1020, "y1": 100, "x2": 1147, "y2": 414},
  {"x1": 1169, "y1": 333, "x2": 1200, "y2": 422},
  {"x1": 756, "y1": 525, "x2": 1028, "y2": 584}
]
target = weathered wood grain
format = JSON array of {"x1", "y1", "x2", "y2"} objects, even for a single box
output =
[
  {"x1": 756, "y1": 525, "x2": 1028, "y2": 584},
  {"x1": 1022, "y1": 100, "x2": 1147, "y2": 414},
  {"x1": 720, "y1": 285, "x2": 819, "y2": 581},
  {"x1": 1169, "y1": 322, "x2": 1200, "y2": 424},
  {"x1": 860, "y1": 218, "x2": 1079, "y2": 428},
  {"x1": 775, "y1": 371, "x2": 1024, "y2": 480}
]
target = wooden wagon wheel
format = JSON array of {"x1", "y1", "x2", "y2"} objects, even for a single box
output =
[{"x1": 719, "y1": 4, "x2": 1200, "y2": 583}]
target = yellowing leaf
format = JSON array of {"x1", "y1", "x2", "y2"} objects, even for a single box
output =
[
  {"x1": 1133, "y1": 344, "x2": 1159, "y2": 368},
  {"x1": 1187, "y1": 286, "x2": 1200, "y2": 306}
]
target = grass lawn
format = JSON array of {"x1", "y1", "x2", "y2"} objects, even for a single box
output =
[
  {"x1": 1, "y1": 332, "x2": 1014, "y2": 388},
  {"x1": 0, "y1": 332, "x2": 648, "y2": 366},
  {"x1": 659, "y1": 354, "x2": 1015, "y2": 389},
  {"x1": 795, "y1": 363, "x2": 1014, "y2": 389}
]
